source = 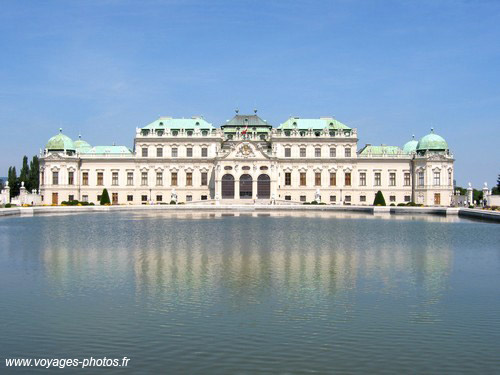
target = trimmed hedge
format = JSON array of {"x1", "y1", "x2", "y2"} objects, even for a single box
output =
[
  {"x1": 373, "y1": 191, "x2": 386, "y2": 206},
  {"x1": 100, "y1": 189, "x2": 111, "y2": 205}
]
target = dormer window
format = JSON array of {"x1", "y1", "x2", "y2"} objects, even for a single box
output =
[
  {"x1": 195, "y1": 122, "x2": 200, "y2": 126},
  {"x1": 202, "y1": 130, "x2": 208, "y2": 136},
  {"x1": 172, "y1": 130, "x2": 178, "y2": 136},
  {"x1": 284, "y1": 131, "x2": 290, "y2": 136},
  {"x1": 159, "y1": 122, "x2": 163, "y2": 126},
  {"x1": 187, "y1": 130, "x2": 193, "y2": 136},
  {"x1": 315, "y1": 131, "x2": 321, "y2": 137}
]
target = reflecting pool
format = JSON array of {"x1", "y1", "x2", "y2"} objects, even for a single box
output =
[{"x1": 0, "y1": 212, "x2": 499, "y2": 373}]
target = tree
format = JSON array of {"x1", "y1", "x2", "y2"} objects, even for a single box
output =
[
  {"x1": 28, "y1": 156, "x2": 40, "y2": 191},
  {"x1": 8, "y1": 166, "x2": 20, "y2": 198},
  {"x1": 100, "y1": 188, "x2": 110, "y2": 205},
  {"x1": 373, "y1": 190, "x2": 386, "y2": 206},
  {"x1": 19, "y1": 155, "x2": 29, "y2": 190}
]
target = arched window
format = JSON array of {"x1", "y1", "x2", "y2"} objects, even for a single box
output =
[
  {"x1": 257, "y1": 174, "x2": 270, "y2": 199},
  {"x1": 239, "y1": 174, "x2": 252, "y2": 199},
  {"x1": 221, "y1": 174, "x2": 235, "y2": 198}
]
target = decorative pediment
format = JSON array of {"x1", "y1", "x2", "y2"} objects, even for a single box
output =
[{"x1": 221, "y1": 142, "x2": 270, "y2": 160}]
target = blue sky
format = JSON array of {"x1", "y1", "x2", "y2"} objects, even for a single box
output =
[{"x1": 1, "y1": 0, "x2": 498, "y2": 187}]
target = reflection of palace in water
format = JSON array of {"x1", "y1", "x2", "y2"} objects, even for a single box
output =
[{"x1": 39, "y1": 213, "x2": 453, "y2": 315}]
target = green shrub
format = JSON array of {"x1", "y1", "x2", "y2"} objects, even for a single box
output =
[
  {"x1": 170, "y1": 200, "x2": 176, "y2": 205},
  {"x1": 5, "y1": 203, "x2": 12, "y2": 208},
  {"x1": 178, "y1": 202, "x2": 185, "y2": 205},
  {"x1": 89, "y1": 202, "x2": 95, "y2": 206},
  {"x1": 397, "y1": 203, "x2": 406, "y2": 206},
  {"x1": 373, "y1": 191, "x2": 386, "y2": 206},
  {"x1": 100, "y1": 188, "x2": 111, "y2": 205},
  {"x1": 469, "y1": 205, "x2": 474, "y2": 208},
  {"x1": 390, "y1": 203, "x2": 395, "y2": 206},
  {"x1": 406, "y1": 202, "x2": 417, "y2": 206},
  {"x1": 303, "y1": 202, "x2": 310, "y2": 205},
  {"x1": 310, "y1": 200, "x2": 318, "y2": 205},
  {"x1": 319, "y1": 202, "x2": 326, "y2": 205}
]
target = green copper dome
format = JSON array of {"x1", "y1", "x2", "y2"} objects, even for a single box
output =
[
  {"x1": 403, "y1": 135, "x2": 418, "y2": 154},
  {"x1": 416, "y1": 128, "x2": 448, "y2": 151},
  {"x1": 74, "y1": 135, "x2": 92, "y2": 152},
  {"x1": 46, "y1": 129, "x2": 76, "y2": 151}
]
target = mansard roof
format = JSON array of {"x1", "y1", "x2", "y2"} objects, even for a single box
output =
[
  {"x1": 223, "y1": 114, "x2": 271, "y2": 127},
  {"x1": 143, "y1": 116, "x2": 214, "y2": 130},
  {"x1": 358, "y1": 144, "x2": 403, "y2": 156},
  {"x1": 82, "y1": 145, "x2": 133, "y2": 155},
  {"x1": 278, "y1": 117, "x2": 351, "y2": 131}
]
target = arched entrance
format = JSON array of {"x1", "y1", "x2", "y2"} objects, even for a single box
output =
[
  {"x1": 221, "y1": 174, "x2": 234, "y2": 199},
  {"x1": 239, "y1": 174, "x2": 252, "y2": 199},
  {"x1": 257, "y1": 174, "x2": 270, "y2": 199}
]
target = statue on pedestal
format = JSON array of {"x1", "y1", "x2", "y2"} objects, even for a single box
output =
[
  {"x1": 170, "y1": 189, "x2": 178, "y2": 204},
  {"x1": 315, "y1": 189, "x2": 321, "y2": 203}
]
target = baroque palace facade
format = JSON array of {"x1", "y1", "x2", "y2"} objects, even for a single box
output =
[{"x1": 39, "y1": 112, "x2": 454, "y2": 206}]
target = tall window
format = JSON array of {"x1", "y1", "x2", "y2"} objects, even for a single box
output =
[
  {"x1": 141, "y1": 172, "x2": 148, "y2": 186},
  {"x1": 97, "y1": 172, "x2": 103, "y2": 186},
  {"x1": 330, "y1": 172, "x2": 336, "y2": 186},
  {"x1": 127, "y1": 172, "x2": 133, "y2": 186},
  {"x1": 404, "y1": 173, "x2": 411, "y2": 186},
  {"x1": 374, "y1": 172, "x2": 381, "y2": 186},
  {"x1": 68, "y1": 171, "x2": 74, "y2": 185},
  {"x1": 186, "y1": 172, "x2": 193, "y2": 186},
  {"x1": 285, "y1": 148, "x2": 291, "y2": 157},
  {"x1": 171, "y1": 172, "x2": 178, "y2": 186},
  {"x1": 201, "y1": 172, "x2": 208, "y2": 186},
  {"x1": 186, "y1": 148, "x2": 193, "y2": 157},
  {"x1": 300, "y1": 148, "x2": 306, "y2": 157},
  {"x1": 300, "y1": 172, "x2": 306, "y2": 186},
  {"x1": 82, "y1": 172, "x2": 88, "y2": 186},
  {"x1": 52, "y1": 171, "x2": 59, "y2": 185},
  {"x1": 201, "y1": 147, "x2": 208, "y2": 157},
  {"x1": 112, "y1": 172, "x2": 118, "y2": 186},
  {"x1": 433, "y1": 171, "x2": 440, "y2": 186},
  {"x1": 330, "y1": 147, "x2": 336, "y2": 157},
  {"x1": 142, "y1": 147, "x2": 148, "y2": 157},
  {"x1": 315, "y1": 148, "x2": 321, "y2": 157},
  {"x1": 448, "y1": 170, "x2": 452, "y2": 186},
  {"x1": 359, "y1": 172, "x2": 366, "y2": 186},
  {"x1": 285, "y1": 172, "x2": 291, "y2": 186},
  {"x1": 345, "y1": 147, "x2": 351, "y2": 157},
  {"x1": 344, "y1": 172, "x2": 351, "y2": 186},
  {"x1": 418, "y1": 171, "x2": 424, "y2": 186},
  {"x1": 172, "y1": 147, "x2": 178, "y2": 157},
  {"x1": 315, "y1": 172, "x2": 321, "y2": 186},
  {"x1": 389, "y1": 172, "x2": 396, "y2": 186},
  {"x1": 156, "y1": 172, "x2": 163, "y2": 186},
  {"x1": 157, "y1": 147, "x2": 163, "y2": 157}
]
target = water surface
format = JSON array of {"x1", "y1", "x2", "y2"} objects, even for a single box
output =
[{"x1": 0, "y1": 212, "x2": 499, "y2": 373}]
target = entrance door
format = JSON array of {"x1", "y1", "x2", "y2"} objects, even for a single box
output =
[
  {"x1": 52, "y1": 193, "x2": 58, "y2": 205},
  {"x1": 112, "y1": 193, "x2": 118, "y2": 205},
  {"x1": 434, "y1": 193, "x2": 441, "y2": 205},
  {"x1": 239, "y1": 174, "x2": 252, "y2": 199},
  {"x1": 257, "y1": 174, "x2": 270, "y2": 199},
  {"x1": 221, "y1": 174, "x2": 235, "y2": 199}
]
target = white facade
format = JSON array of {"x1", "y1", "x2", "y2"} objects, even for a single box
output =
[{"x1": 39, "y1": 113, "x2": 455, "y2": 206}]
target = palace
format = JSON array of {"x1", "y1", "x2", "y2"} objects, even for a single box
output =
[{"x1": 39, "y1": 111, "x2": 454, "y2": 206}]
